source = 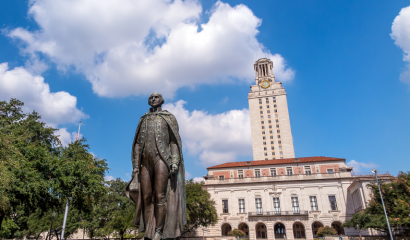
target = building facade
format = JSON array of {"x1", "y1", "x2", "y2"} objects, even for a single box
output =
[
  {"x1": 248, "y1": 58, "x2": 295, "y2": 160},
  {"x1": 200, "y1": 157, "x2": 389, "y2": 240}
]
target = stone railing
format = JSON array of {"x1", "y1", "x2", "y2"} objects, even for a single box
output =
[{"x1": 248, "y1": 210, "x2": 309, "y2": 216}]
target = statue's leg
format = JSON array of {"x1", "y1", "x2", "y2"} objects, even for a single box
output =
[
  {"x1": 141, "y1": 164, "x2": 154, "y2": 231},
  {"x1": 154, "y1": 159, "x2": 169, "y2": 234}
]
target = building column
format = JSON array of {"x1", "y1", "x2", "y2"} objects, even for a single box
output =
[{"x1": 249, "y1": 223, "x2": 256, "y2": 240}]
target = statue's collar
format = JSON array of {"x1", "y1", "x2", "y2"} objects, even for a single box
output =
[{"x1": 149, "y1": 107, "x2": 162, "y2": 113}]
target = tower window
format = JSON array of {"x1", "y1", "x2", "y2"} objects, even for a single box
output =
[
  {"x1": 273, "y1": 100, "x2": 276, "y2": 103},
  {"x1": 276, "y1": 119, "x2": 279, "y2": 122},
  {"x1": 266, "y1": 98, "x2": 268, "y2": 100},
  {"x1": 260, "y1": 111, "x2": 263, "y2": 114},
  {"x1": 274, "y1": 105, "x2": 277, "y2": 107},
  {"x1": 274, "y1": 110, "x2": 277, "y2": 113},
  {"x1": 260, "y1": 106, "x2": 262, "y2": 109},
  {"x1": 267, "y1": 105, "x2": 270, "y2": 108},
  {"x1": 270, "y1": 136, "x2": 273, "y2": 139},
  {"x1": 263, "y1": 137, "x2": 265, "y2": 139},
  {"x1": 262, "y1": 131, "x2": 265, "y2": 134},
  {"x1": 275, "y1": 114, "x2": 278, "y2": 117},
  {"x1": 277, "y1": 130, "x2": 280, "y2": 133},
  {"x1": 262, "y1": 126, "x2": 265, "y2": 129},
  {"x1": 269, "y1": 120, "x2": 271, "y2": 123},
  {"x1": 264, "y1": 147, "x2": 267, "y2": 150},
  {"x1": 261, "y1": 121, "x2": 264, "y2": 124},
  {"x1": 278, "y1": 141, "x2": 282, "y2": 144},
  {"x1": 267, "y1": 110, "x2": 270, "y2": 113},
  {"x1": 269, "y1": 125, "x2": 272, "y2": 128},
  {"x1": 270, "y1": 131, "x2": 272, "y2": 133},
  {"x1": 271, "y1": 147, "x2": 274, "y2": 150}
]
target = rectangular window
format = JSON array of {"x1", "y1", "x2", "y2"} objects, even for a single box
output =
[
  {"x1": 270, "y1": 131, "x2": 273, "y2": 133},
  {"x1": 274, "y1": 104, "x2": 277, "y2": 107},
  {"x1": 255, "y1": 198, "x2": 263, "y2": 214},
  {"x1": 262, "y1": 131, "x2": 265, "y2": 134},
  {"x1": 279, "y1": 146, "x2": 283, "y2": 150},
  {"x1": 291, "y1": 197, "x2": 300, "y2": 214},
  {"x1": 327, "y1": 169, "x2": 334, "y2": 173},
  {"x1": 277, "y1": 130, "x2": 280, "y2": 133},
  {"x1": 238, "y1": 170, "x2": 243, "y2": 179},
  {"x1": 259, "y1": 106, "x2": 262, "y2": 109},
  {"x1": 278, "y1": 141, "x2": 281, "y2": 144},
  {"x1": 269, "y1": 120, "x2": 271, "y2": 123},
  {"x1": 222, "y1": 200, "x2": 229, "y2": 213},
  {"x1": 219, "y1": 175, "x2": 225, "y2": 180},
  {"x1": 239, "y1": 199, "x2": 245, "y2": 213},
  {"x1": 255, "y1": 169, "x2": 261, "y2": 178},
  {"x1": 263, "y1": 136, "x2": 266, "y2": 139},
  {"x1": 267, "y1": 105, "x2": 270, "y2": 108},
  {"x1": 310, "y1": 196, "x2": 318, "y2": 211},
  {"x1": 269, "y1": 125, "x2": 272, "y2": 128},
  {"x1": 274, "y1": 110, "x2": 278, "y2": 113},
  {"x1": 262, "y1": 126, "x2": 265, "y2": 129},
  {"x1": 271, "y1": 147, "x2": 274, "y2": 150},
  {"x1": 270, "y1": 168, "x2": 277, "y2": 177},
  {"x1": 264, "y1": 147, "x2": 267, "y2": 150},
  {"x1": 305, "y1": 166, "x2": 311, "y2": 175},
  {"x1": 287, "y1": 167, "x2": 293, "y2": 175},
  {"x1": 270, "y1": 136, "x2": 273, "y2": 139},
  {"x1": 273, "y1": 197, "x2": 280, "y2": 214},
  {"x1": 267, "y1": 110, "x2": 270, "y2": 113},
  {"x1": 275, "y1": 114, "x2": 278, "y2": 117},
  {"x1": 261, "y1": 121, "x2": 264, "y2": 124},
  {"x1": 329, "y1": 196, "x2": 338, "y2": 210}
]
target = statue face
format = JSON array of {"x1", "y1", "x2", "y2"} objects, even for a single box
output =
[{"x1": 148, "y1": 92, "x2": 164, "y2": 108}]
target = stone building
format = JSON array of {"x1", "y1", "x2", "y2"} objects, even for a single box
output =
[
  {"x1": 201, "y1": 156, "x2": 389, "y2": 240},
  {"x1": 248, "y1": 58, "x2": 295, "y2": 160}
]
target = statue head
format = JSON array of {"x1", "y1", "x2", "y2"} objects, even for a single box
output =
[{"x1": 148, "y1": 92, "x2": 164, "y2": 108}]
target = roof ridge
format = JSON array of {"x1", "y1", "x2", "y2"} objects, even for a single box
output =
[{"x1": 207, "y1": 156, "x2": 345, "y2": 169}]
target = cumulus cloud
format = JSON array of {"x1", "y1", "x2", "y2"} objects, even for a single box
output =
[
  {"x1": 163, "y1": 100, "x2": 252, "y2": 167},
  {"x1": 0, "y1": 63, "x2": 87, "y2": 127},
  {"x1": 0, "y1": 62, "x2": 87, "y2": 145},
  {"x1": 391, "y1": 5, "x2": 410, "y2": 85},
  {"x1": 346, "y1": 160, "x2": 378, "y2": 174},
  {"x1": 104, "y1": 176, "x2": 115, "y2": 181},
  {"x1": 55, "y1": 128, "x2": 83, "y2": 147},
  {"x1": 7, "y1": 0, "x2": 294, "y2": 98},
  {"x1": 193, "y1": 177, "x2": 205, "y2": 183}
]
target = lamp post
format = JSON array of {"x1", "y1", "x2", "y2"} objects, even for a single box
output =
[
  {"x1": 202, "y1": 228, "x2": 210, "y2": 240},
  {"x1": 372, "y1": 169, "x2": 393, "y2": 240}
]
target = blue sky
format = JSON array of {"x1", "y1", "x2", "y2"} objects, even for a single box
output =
[{"x1": 1, "y1": 0, "x2": 410, "y2": 181}]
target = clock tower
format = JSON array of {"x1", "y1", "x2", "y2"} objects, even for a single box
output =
[{"x1": 248, "y1": 58, "x2": 295, "y2": 160}]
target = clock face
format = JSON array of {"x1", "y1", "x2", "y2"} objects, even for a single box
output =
[{"x1": 261, "y1": 79, "x2": 270, "y2": 89}]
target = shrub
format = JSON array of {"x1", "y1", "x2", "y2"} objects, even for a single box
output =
[
  {"x1": 317, "y1": 226, "x2": 337, "y2": 237},
  {"x1": 228, "y1": 229, "x2": 246, "y2": 237}
]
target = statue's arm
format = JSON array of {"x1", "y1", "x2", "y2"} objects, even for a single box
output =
[
  {"x1": 169, "y1": 127, "x2": 180, "y2": 172},
  {"x1": 132, "y1": 133, "x2": 141, "y2": 175}
]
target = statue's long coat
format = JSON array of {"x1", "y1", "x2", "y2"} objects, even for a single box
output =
[{"x1": 126, "y1": 111, "x2": 186, "y2": 239}]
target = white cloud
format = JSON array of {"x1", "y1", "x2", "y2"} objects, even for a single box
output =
[
  {"x1": 7, "y1": 0, "x2": 294, "y2": 98},
  {"x1": 163, "y1": 100, "x2": 252, "y2": 167},
  {"x1": 55, "y1": 128, "x2": 83, "y2": 147},
  {"x1": 104, "y1": 176, "x2": 115, "y2": 181},
  {"x1": 0, "y1": 63, "x2": 87, "y2": 127},
  {"x1": 346, "y1": 160, "x2": 378, "y2": 174},
  {"x1": 193, "y1": 177, "x2": 205, "y2": 183},
  {"x1": 391, "y1": 5, "x2": 410, "y2": 85},
  {"x1": 185, "y1": 171, "x2": 192, "y2": 179}
]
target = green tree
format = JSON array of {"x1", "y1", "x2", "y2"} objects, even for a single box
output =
[
  {"x1": 317, "y1": 226, "x2": 337, "y2": 237},
  {"x1": 0, "y1": 99, "x2": 109, "y2": 239},
  {"x1": 228, "y1": 229, "x2": 246, "y2": 237},
  {"x1": 343, "y1": 172, "x2": 410, "y2": 234},
  {"x1": 183, "y1": 179, "x2": 218, "y2": 235},
  {"x1": 103, "y1": 179, "x2": 135, "y2": 240}
]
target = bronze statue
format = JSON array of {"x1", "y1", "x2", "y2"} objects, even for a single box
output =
[{"x1": 126, "y1": 92, "x2": 186, "y2": 240}]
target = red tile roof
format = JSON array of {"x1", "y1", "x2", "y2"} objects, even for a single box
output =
[{"x1": 207, "y1": 156, "x2": 345, "y2": 169}]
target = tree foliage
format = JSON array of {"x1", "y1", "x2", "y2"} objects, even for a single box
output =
[
  {"x1": 343, "y1": 172, "x2": 410, "y2": 234},
  {"x1": 0, "y1": 99, "x2": 108, "y2": 239},
  {"x1": 228, "y1": 229, "x2": 245, "y2": 237},
  {"x1": 317, "y1": 226, "x2": 337, "y2": 237},
  {"x1": 184, "y1": 179, "x2": 218, "y2": 235}
]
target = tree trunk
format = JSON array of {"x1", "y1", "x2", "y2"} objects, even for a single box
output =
[{"x1": 120, "y1": 230, "x2": 124, "y2": 240}]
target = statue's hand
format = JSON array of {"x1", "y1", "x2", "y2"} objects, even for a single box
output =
[{"x1": 170, "y1": 163, "x2": 178, "y2": 174}]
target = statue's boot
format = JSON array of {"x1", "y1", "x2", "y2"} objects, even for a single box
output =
[{"x1": 153, "y1": 230, "x2": 162, "y2": 240}]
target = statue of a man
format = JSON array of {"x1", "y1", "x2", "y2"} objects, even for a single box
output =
[{"x1": 126, "y1": 92, "x2": 186, "y2": 240}]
